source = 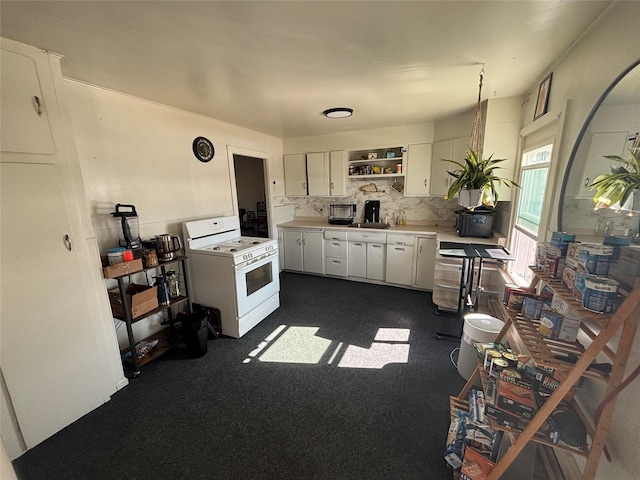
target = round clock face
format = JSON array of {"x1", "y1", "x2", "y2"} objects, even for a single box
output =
[{"x1": 192, "y1": 137, "x2": 215, "y2": 162}]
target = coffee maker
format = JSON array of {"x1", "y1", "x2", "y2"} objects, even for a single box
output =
[{"x1": 111, "y1": 204, "x2": 142, "y2": 250}]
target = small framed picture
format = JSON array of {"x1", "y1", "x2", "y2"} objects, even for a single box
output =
[
  {"x1": 534, "y1": 73, "x2": 552, "y2": 120},
  {"x1": 367, "y1": 153, "x2": 378, "y2": 159}
]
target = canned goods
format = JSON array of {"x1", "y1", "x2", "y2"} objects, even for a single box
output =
[
  {"x1": 583, "y1": 276, "x2": 620, "y2": 313},
  {"x1": 522, "y1": 295, "x2": 544, "y2": 319},
  {"x1": 501, "y1": 351, "x2": 519, "y2": 368},
  {"x1": 490, "y1": 358, "x2": 509, "y2": 377},
  {"x1": 507, "y1": 291, "x2": 529, "y2": 312},
  {"x1": 484, "y1": 349, "x2": 502, "y2": 369},
  {"x1": 539, "y1": 311, "x2": 565, "y2": 338},
  {"x1": 578, "y1": 243, "x2": 614, "y2": 275}
]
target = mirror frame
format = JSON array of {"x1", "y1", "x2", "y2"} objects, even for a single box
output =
[{"x1": 557, "y1": 58, "x2": 640, "y2": 230}]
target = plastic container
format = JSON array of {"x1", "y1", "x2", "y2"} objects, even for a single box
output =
[
  {"x1": 180, "y1": 311, "x2": 209, "y2": 358},
  {"x1": 107, "y1": 247, "x2": 126, "y2": 265},
  {"x1": 458, "y1": 313, "x2": 504, "y2": 381}
]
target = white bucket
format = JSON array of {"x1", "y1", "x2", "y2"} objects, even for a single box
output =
[{"x1": 457, "y1": 313, "x2": 504, "y2": 381}]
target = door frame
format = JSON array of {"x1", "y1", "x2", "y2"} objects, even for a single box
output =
[{"x1": 226, "y1": 145, "x2": 271, "y2": 236}]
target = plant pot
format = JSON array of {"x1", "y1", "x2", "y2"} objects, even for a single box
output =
[{"x1": 458, "y1": 189, "x2": 483, "y2": 208}]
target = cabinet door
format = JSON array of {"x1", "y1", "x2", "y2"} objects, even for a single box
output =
[
  {"x1": 367, "y1": 243, "x2": 386, "y2": 280},
  {"x1": 329, "y1": 150, "x2": 346, "y2": 197},
  {"x1": 306, "y1": 152, "x2": 330, "y2": 196},
  {"x1": 414, "y1": 237, "x2": 436, "y2": 290},
  {"x1": 1, "y1": 163, "x2": 108, "y2": 449},
  {"x1": 348, "y1": 242, "x2": 367, "y2": 278},
  {"x1": 577, "y1": 131, "x2": 628, "y2": 198},
  {"x1": 283, "y1": 154, "x2": 307, "y2": 196},
  {"x1": 405, "y1": 143, "x2": 432, "y2": 196},
  {"x1": 430, "y1": 140, "x2": 453, "y2": 196},
  {"x1": 386, "y1": 244, "x2": 414, "y2": 286},
  {"x1": 302, "y1": 231, "x2": 325, "y2": 274},
  {"x1": 283, "y1": 230, "x2": 303, "y2": 271},
  {"x1": 430, "y1": 137, "x2": 468, "y2": 197},
  {"x1": 0, "y1": 46, "x2": 56, "y2": 157}
]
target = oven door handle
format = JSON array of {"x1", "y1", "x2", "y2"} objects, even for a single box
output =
[{"x1": 235, "y1": 250, "x2": 278, "y2": 270}]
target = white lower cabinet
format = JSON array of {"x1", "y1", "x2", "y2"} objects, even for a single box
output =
[
  {"x1": 283, "y1": 229, "x2": 325, "y2": 274},
  {"x1": 348, "y1": 231, "x2": 386, "y2": 280},
  {"x1": 385, "y1": 234, "x2": 415, "y2": 286},
  {"x1": 367, "y1": 243, "x2": 386, "y2": 281},
  {"x1": 283, "y1": 227, "x2": 440, "y2": 290},
  {"x1": 325, "y1": 231, "x2": 348, "y2": 277},
  {"x1": 348, "y1": 241, "x2": 367, "y2": 278},
  {"x1": 414, "y1": 236, "x2": 436, "y2": 290}
]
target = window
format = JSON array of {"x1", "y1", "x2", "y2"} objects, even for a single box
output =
[
  {"x1": 515, "y1": 145, "x2": 552, "y2": 236},
  {"x1": 508, "y1": 142, "x2": 554, "y2": 285}
]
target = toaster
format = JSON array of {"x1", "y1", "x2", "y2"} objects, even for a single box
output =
[{"x1": 456, "y1": 208, "x2": 494, "y2": 238}]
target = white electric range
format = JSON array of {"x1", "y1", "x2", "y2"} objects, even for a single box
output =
[{"x1": 182, "y1": 215, "x2": 279, "y2": 338}]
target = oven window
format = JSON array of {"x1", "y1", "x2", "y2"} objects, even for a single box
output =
[{"x1": 245, "y1": 261, "x2": 273, "y2": 296}]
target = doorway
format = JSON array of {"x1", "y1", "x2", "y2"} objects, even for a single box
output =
[{"x1": 233, "y1": 154, "x2": 269, "y2": 237}]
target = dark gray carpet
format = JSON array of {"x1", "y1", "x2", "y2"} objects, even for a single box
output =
[{"x1": 13, "y1": 272, "x2": 466, "y2": 480}]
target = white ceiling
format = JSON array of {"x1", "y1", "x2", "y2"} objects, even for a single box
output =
[{"x1": 0, "y1": 1, "x2": 613, "y2": 139}]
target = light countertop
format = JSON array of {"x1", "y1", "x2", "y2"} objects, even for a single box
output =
[{"x1": 276, "y1": 219, "x2": 506, "y2": 244}]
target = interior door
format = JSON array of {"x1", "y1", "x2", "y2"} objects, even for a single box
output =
[{"x1": 0, "y1": 163, "x2": 107, "y2": 450}]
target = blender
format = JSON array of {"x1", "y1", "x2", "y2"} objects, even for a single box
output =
[{"x1": 111, "y1": 204, "x2": 142, "y2": 250}]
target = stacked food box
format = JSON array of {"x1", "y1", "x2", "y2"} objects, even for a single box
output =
[{"x1": 476, "y1": 342, "x2": 586, "y2": 449}]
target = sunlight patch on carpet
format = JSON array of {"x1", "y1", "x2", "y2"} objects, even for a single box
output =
[
  {"x1": 258, "y1": 326, "x2": 331, "y2": 364},
  {"x1": 374, "y1": 328, "x2": 410, "y2": 342},
  {"x1": 337, "y1": 342, "x2": 410, "y2": 369}
]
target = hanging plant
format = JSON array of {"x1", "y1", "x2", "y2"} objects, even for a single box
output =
[{"x1": 443, "y1": 148, "x2": 519, "y2": 207}]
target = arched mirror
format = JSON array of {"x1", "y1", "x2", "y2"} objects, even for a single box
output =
[{"x1": 558, "y1": 59, "x2": 640, "y2": 238}]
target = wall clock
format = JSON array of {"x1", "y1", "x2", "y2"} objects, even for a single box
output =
[{"x1": 192, "y1": 136, "x2": 215, "y2": 162}]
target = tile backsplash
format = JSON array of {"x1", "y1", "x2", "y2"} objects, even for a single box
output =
[{"x1": 287, "y1": 178, "x2": 459, "y2": 225}]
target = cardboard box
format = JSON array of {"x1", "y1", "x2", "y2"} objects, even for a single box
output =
[
  {"x1": 460, "y1": 446, "x2": 495, "y2": 480},
  {"x1": 103, "y1": 258, "x2": 143, "y2": 279},
  {"x1": 109, "y1": 283, "x2": 158, "y2": 319},
  {"x1": 497, "y1": 378, "x2": 536, "y2": 420}
]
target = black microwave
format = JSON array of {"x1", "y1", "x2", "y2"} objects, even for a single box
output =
[{"x1": 456, "y1": 208, "x2": 494, "y2": 238}]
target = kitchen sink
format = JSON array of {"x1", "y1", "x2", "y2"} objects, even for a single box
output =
[{"x1": 348, "y1": 222, "x2": 390, "y2": 229}]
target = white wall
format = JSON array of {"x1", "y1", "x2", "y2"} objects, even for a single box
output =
[{"x1": 64, "y1": 80, "x2": 283, "y2": 346}]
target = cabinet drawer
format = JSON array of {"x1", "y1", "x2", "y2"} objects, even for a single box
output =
[
  {"x1": 325, "y1": 240, "x2": 347, "y2": 258},
  {"x1": 434, "y1": 262, "x2": 463, "y2": 286},
  {"x1": 324, "y1": 230, "x2": 347, "y2": 241},
  {"x1": 386, "y1": 234, "x2": 415, "y2": 246},
  {"x1": 347, "y1": 231, "x2": 386, "y2": 243},
  {"x1": 432, "y1": 285, "x2": 460, "y2": 311},
  {"x1": 326, "y1": 257, "x2": 348, "y2": 277}
]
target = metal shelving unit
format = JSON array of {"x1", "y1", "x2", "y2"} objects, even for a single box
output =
[{"x1": 108, "y1": 255, "x2": 191, "y2": 377}]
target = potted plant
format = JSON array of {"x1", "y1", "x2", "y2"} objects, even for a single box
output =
[
  {"x1": 589, "y1": 149, "x2": 640, "y2": 210},
  {"x1": 443, "y1": 148, "x2": 519, "y2": 207}
]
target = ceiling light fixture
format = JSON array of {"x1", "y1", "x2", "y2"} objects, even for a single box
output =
[{"x1": 323, "y1": 107, "x2": 353, "y2": 118}]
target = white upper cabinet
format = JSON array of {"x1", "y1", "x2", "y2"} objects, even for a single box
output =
[
  {"x1": 0, "y1": 44, "x2": 57, "y2": 158},
  {"x1": 283, "y1": 153, "x2": 307, "y2": 196},
  {"x1": 430, "y1": 137, "x2": 468, "y2": 197},
  {"x1": 329, "y1": 150, "x2": 346, "y2": 197},
  {"x1": 405, "y1": 143, "x2": 432, "y2": 196},
  {"x1": 284, "y1": 151, "x2": 345, "y2": 197},
  {"x1": 306, "y1": 152, "x2": 330, "y2": 196}
]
